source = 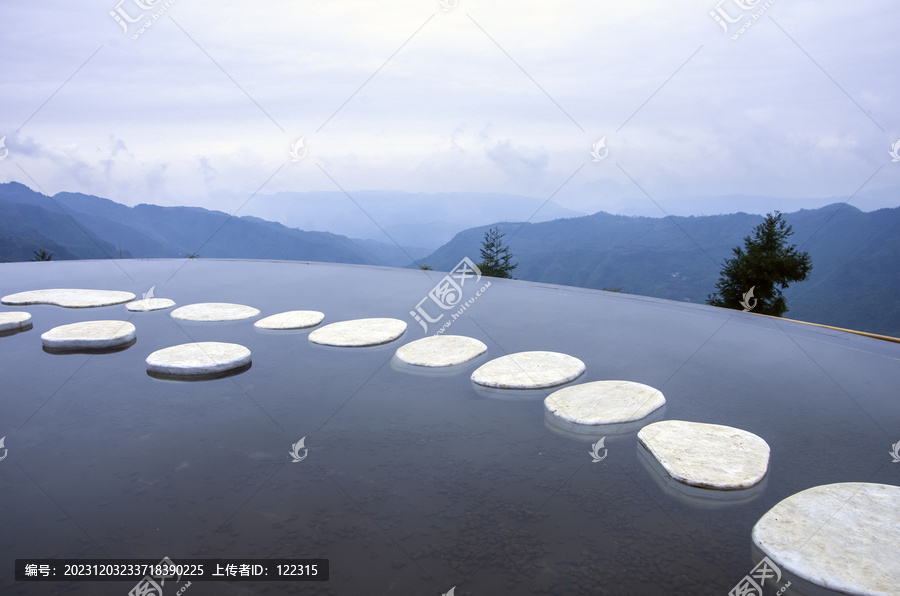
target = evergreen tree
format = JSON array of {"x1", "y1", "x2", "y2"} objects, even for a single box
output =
[
  {"x1": 707, "y1": 211, "x2": 812, "y2": 316},
  {"x1": 478, "y1": 226, "x2": 518, "y2": 279},
  {"x1": 30, "y1": 249, "x2": 52, "y2": 261}
]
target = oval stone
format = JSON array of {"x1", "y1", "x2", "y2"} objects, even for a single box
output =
[
  {"x1": 254, "y1": 310, "x2": 324, "y2": 330},
  {"x1": 395, "y1": 335, "x2": 487, "y2": 367},
  {"x1": 126, "y1": 298, "x2": 176, "y2": 312},
  {"x1": 637, "y1": 420, "x2": 769, "y2": 490},
  {"x1": 41, "y1": 320, "x2": 137, "y2": 350},
  {"x1": 308, "y1": 318, "x2": 407, "y2": 347},
  {"x1": 752, "y1": 482, "x2": 900, "y2": 595},
  {"x1": 0, "y1": 311, "x2": 33, "y2": 332},
  {"x1": 171, "y1": 303, "x2": 260, "y2": 321},
  {"x1": 146, "y1": 342, "x2": 251, "y2": 376},
  {"x1": 2, "y1": 289, "x2": 136, "y2": 308},
  {"x1": 545, "y1": 380, "x2": 666, "y2": 425},
  {"x1": 471, "y1": 351, "x2": 585, "y2": 389}
]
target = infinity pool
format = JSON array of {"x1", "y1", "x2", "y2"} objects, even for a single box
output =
[{"x1": 1, "y1": 258, "x2": 898, "y2": 595}]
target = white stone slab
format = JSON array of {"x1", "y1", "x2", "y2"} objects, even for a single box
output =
[
  {"x1": 308, "y1": 318, "x2": 407, "y2": 347},
  {"x1": 254, "y1": 310, "x2": 324, "y2": 330},
  {"x1": 126, "y1": 298, "x2": 176, "y2": 312},
  {"x1": 146, "y1": 342, "x2": 251, "y2": 375},
  {"x1": 170, "y1": 303, "x2": 260, "y2": 321},
  {"x1": 545, "y1": 380, "x2": 666, "y2": 425},
  {"x1": 545, "y1": 404, "x2": 668, "y2": 444},
  {"x1": 41, "y1": 320, "x2": 136, "y2": 350},
  {"x1": 637, "y1": 442, "x2": 767, "y2": 509},
  {"x1": 637, "y1": 420, "x2": 769, "y2": 490},
  {"x1": 2, "y1": 289, "x2": 136, "y2": 308},
  {"x1": 395, "y1": 335, "x2": 487, "y2": 367},
  {"x1": 752, "y1": 482, "x2": 900, "y2": 595},
  {"x1": 0, "y1": 311, "x2": 32, "y2": 332},
  {"x1": 471, "y1": 351, "x2": 585, "y2": 389}
]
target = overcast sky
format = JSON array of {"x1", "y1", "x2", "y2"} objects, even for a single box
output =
[{"x1": 1, "y1": 0, "x2": 898, "y2": 218}]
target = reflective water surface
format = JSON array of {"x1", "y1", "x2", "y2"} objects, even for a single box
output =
[{"x1": 1, "y1": 258, "x2": 898, "y2": 595}]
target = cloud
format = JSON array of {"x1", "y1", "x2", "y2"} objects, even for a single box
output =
[
  {"x1": 0, "y1": 0, "x2": 897, "y2": 213},
  {"x1": 485, "y1": 140, "x2": 550, "y2": 183}
]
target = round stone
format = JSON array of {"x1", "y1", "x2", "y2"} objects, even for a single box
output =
[
  {"x1": 308, "y1": 318, "x2": 407, "y2": 347},
  {"x1": 170, "y1": 303, "x2": 260, "y2": 321},
  {"x1": 254, "y1": 310, "x2": 324, "y2": 330},
  {"x1": 2, "y1": 289, "x2": 136, "y2": 308},
  {"x1": 753, "y1": 483, "x2": 900, "y2": 595},
  {"x1": 41, "y1": 320, "x2": 136, "y2": 350},
  {"x1": 637, "y1": 420, "x2": 769, "y2": 490},
  {"x1": 146, "y1": 342, "x2": 251, "y2": 376},
  {"x1": 470, "y1": 351, "x2": 585, "y2": 389},
  {"x1": 126, "y1": 298, "x2": 176, "y2": 312},
  {"x1": 0, "y1": 311, "x2": 33, "y2": 332},
  {"x1": 545, "y1": 381, "x2": 666, "y2": 425},
  {"x1": 395, "y1": 335, "x2": 487, "y2": 367}
]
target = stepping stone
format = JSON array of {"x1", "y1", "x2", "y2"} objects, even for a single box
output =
[
  {"x1": 171, "y1": 303, "x2": 260, "y2": 321},
  {"x1": 638, "y1": 420, "x2": 769, "y2": 490},
  {"x1": 126, "y1": 298, "x2": 176, "y2": 312},
  {"x1": 309, "y1": 318, "x2": 407, "y2": 347},
  {"x1": 752, "y1": 482, "x2": 900, "y2": 595},
  {"x1": 636, "y1": 443, "x2": 767, "y2": 509},
  {"x1": 146, "y1": 342, "x2": 251, "y2": 376},
  {"x1": 545, "y1": 380, "x2": 666, "y2": 425},
  {"x1": 2, "y1": 289, "x2": 135, "y2": 308},
  {"x1": 0, "y1": 311, "x2": 33, "y2": 332},
  {"x1": 254, "y1": 310, "x2": 324, "y2": 330},
  {"x1": 41, "y1": 320, "x2": 136, "y2": 350},
  {"x1": 471, "y1": 351, "x2": 585, "y2": 389},
  {"x1": 395, "y1": 335, "x2": 487, "y2": 367}
]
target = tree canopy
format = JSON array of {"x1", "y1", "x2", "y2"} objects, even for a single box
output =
[
  {"x1": 706, "y1": 211, "x2": 812, "y2": 317},
  {"x1": 478, "y1": 226, "x2": 518, "y2": 279}
]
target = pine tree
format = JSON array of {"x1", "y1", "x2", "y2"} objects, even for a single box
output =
[
  {"x1": 30, "y1": 249, "x2": 52, "y2": 261},
  {"x1": 707, "y1": 212, "x2": 812, "y2": 316},
  {"x1": 478, "y1": 226, "x2": 518, "y2": 279}
]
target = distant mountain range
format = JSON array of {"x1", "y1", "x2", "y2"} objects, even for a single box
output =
[
  {"x1": 0, "y1": 182, "x2": 400, "y2": 266},
  {"x1": 243, "y1": 190, "x2": 585, "y2": 250},
  {"x1": 418, "y1": 205, "x2": 900, "y2": 337},
  {"x1": 2, "y1": 182, "x2": 898, "y2": 337}
]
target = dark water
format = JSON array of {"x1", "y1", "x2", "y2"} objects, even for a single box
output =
[{"x1": 1, "y1": 259, "x2": 898, "y2": 595}]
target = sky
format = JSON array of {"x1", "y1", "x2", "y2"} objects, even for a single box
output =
[{"x1": 0, "y1": 0, "x2": 899, "y2": 219}]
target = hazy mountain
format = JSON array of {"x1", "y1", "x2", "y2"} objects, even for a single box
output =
[
  {"x1": 561, "y1": 180, "x2": 900, "y2": 217},
  {"x1": 3, "y1": 181, "x2": 898, "y2": 337},
  {"x1": 0, "y1": 183, "x2": 389, "y2": 265},
  {"x1": 244, "y1": 190, "x2": 586, "y2": 249},
  {"x1": 419, "y1": 204, "x2": 900, "y2": 337}
]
